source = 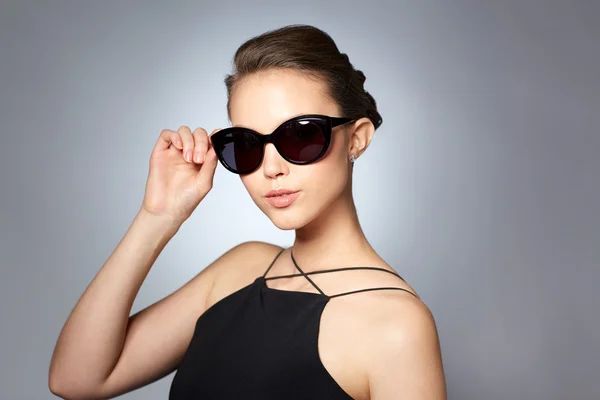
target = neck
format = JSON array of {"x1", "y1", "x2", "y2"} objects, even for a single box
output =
[{"x1": 290, "y1": 182, "x2": 376, "y2": 274}]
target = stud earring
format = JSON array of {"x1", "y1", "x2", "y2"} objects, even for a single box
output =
[{"x1": 350, "y1": 155, "x2": 356, "y2": 163}]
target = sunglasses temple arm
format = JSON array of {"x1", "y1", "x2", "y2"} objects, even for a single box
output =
[{"x1": 366, "y1": 110, "x2": 383, "y2": 129}]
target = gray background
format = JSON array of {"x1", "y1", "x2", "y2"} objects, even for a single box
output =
[{"x1": 1, "y1": 1, "x2": 598, "y2": 399}]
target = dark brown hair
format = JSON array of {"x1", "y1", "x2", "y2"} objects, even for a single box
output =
[{"x1": 224, "y1": 24, "x2": 382, "y2": 130}]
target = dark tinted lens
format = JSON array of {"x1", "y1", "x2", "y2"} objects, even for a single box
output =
[
  {"x1": 276, "y1": 119, "x2": 326, "y2": 162},
  {"x1": 219, "y1": 130, "x2": 262, "y2": 173}
]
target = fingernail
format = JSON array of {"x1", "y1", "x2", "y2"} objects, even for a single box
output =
[
  {"x1": 185, "y1": 150, "x2": 191, "y2": 162},
  {"x1": 194, "y1": 152, "x2": 200, "y2": 163}
]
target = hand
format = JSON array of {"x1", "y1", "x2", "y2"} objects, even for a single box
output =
[{"x1": 141, "y1": 125, "x2": 220, "y2": 224}]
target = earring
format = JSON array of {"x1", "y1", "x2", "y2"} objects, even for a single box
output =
[{"x1": 349, "y1": 155, "x2": 356, "y2": 163}]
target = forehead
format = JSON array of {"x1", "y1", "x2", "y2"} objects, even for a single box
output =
[{"x1": 229, "y1": 69, "x2": 340, "y2": 132}]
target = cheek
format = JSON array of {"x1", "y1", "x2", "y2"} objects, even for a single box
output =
[
  {"x1": 312, "y1": 136, "x2": 350, "y2": 188},
  {"x1": 240, "y1": 174, "x2": 277, "y2": 213},
  {"x1": 240, "y1": 175, "x2": 262, "y2": 201},
  {"x1": 303, "y1": 159, "x2": 349, "y2": 200}
]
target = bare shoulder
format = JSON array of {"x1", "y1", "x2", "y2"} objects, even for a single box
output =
[
  {"x1": 221, "y1": 240, "x2": 285, "y2": 270},
  {"x1": 212, "y1": 240, "x2": 284, "y2": 280},
  {"x1": 363, "y1": 294, "x2": 447, "y2": 398},
  {"x1": 368, "y1": 292, "x2": 438, "y2": 343},
  {"x1": 206, "y1": 241, "x2": 285, "y2": 303}
]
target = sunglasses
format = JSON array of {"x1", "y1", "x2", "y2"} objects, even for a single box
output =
[{"x1": 210, "y1": 114, "x2": 356, "y2": 175}]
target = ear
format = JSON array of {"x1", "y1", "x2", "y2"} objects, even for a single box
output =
[{"x1": 347, "y1": 117, "x2": 375, "y2": 160}]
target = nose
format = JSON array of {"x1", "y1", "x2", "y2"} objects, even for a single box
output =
[{"x1": 261, "y1": 143, "x2": 288, "y2": 178}]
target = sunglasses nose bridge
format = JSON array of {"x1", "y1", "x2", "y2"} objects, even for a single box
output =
[
  {"x1": 262, "y1": 131, "x2": 276, "y2": 145},
  {"x1": 260, "y1": 130, "x2": 280, "y2": 157},
  {"x1": 262, "y1": 132, "x2": 281, "y2": 159},
  {"x1": 249, "y1": 130, "x2": 275, "y2": 165}
]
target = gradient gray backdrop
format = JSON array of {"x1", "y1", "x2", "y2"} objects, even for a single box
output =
[{"x1": 1, "y1": 1, "x2": 598, "y2": 399}]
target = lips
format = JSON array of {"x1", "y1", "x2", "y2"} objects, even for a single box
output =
[
  {"x1": 264, "y1": 188, "x2": 301, "y2": 208},
  {"x1": 265, "y1": 189, "x2": 299, "y2": 198}
]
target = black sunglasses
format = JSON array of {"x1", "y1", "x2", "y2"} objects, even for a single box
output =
[{"x1": 210, "y1": 114, "x2": 356, "y2": 175}]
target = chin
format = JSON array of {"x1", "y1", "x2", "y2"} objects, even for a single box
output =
[
  {"x1": 260, "y1": 202, "x2": 322, "y2": 231},
  {"x1": 266, "y1": 211, "x2": 307, "y2": 231}
]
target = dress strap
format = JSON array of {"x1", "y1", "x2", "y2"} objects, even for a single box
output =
[
  {"x1": 262, "y1": 248, "x2": 418, "y2": 299},
  {"x1": 289, "y1": 249, "x2": 327, "y2": 296},
  {"x1": 329, "y1": 286, "x2": 419, "y2": 299},
  {"x1": 264, "y1": 266, "x2": 406, "y2": 282},
  {"x1": 265, "y1": 267, "x2": 418, "y2": 299},
  {"x1": 262, "y1": 247, "x2": 286, "y2": 278},
  {"x1": 262, "y1": 247, "x2": 327, "y2": 296}
]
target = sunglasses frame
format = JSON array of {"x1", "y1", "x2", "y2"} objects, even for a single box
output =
[{"x1": 210, "y1": 114, "x2": 355, "y2": 175}]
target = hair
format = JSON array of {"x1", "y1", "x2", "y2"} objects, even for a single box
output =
[{"x1": 224, "y1": 24, "x2": 382, "y2": 130}]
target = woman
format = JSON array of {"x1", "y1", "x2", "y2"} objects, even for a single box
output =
[{"x1": 49, "y1": 24, "x2": 446, "y2": 399}]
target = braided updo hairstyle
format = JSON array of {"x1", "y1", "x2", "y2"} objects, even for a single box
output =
[{"x1": 224, "y1": 24, "x2": 382, "y2": 130}]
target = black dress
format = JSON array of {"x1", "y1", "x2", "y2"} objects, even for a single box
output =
[{"x1": 169, "y1": 248, "x2": 417, "y2": 399}]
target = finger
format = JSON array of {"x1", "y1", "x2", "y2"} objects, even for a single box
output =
[
  {"x1": 195, "y1": 141, "x2": 219, "y2": 191},
  {"x1": 156, "y1": 129, "x2": 181, "y2": 152},
  {"x1": 177, "y1": 125, "x2": 194, "y2": 163},
  {"x1": 192, "y1": 128, "x2": 208, "y2": 164},
  {"x1": 171, "y1": 131, "x2": 184, "y2": 150}
]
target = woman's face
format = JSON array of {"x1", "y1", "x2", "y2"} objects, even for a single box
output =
[{"x1": 228, "y1": 69, "x2": 354, "y2": 231}]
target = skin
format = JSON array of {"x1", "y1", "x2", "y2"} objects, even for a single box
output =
[{"x1": 221, "y1": 68, "x2": 447, "y2": 399}]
